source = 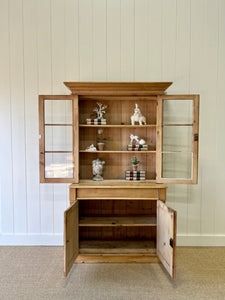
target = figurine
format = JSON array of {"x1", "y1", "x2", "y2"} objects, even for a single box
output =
[
  {"x1": 129, "y1": 134, "x2": 146, "y2": 146},
  {"x1": 131, "y1": 104, "x2": 146, "y2": 125},
  {"x1": 86, "y1": 144, "x2": 97, "y2": 151},
  {"x1": 93, "y1": 102, "x2": 107, "y2": 119},
  {"x1": 92, "y1": 158, "x2": 105, "y2": 181}
]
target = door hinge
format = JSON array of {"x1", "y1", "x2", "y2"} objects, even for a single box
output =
[
  {"x1": 169, "y1": 238, "x2": 173, "y2": 248},
  {"x1": 194, "y1": 133, "x2": 198, "y2": 141}
]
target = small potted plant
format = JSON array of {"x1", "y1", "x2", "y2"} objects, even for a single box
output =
[
  {"x1": 96, "y1": 137, "x2": 108, "y2": 151},
  {"x1": 130, "y1": 156, "x2": 140, "y2": 171}
]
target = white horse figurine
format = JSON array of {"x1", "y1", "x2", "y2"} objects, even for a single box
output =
[
  {"x1": 92, "y1": 158, "x2": 105, "y2": 181},
  {"x1": 130, "y1": 134, "x2": 146, "y2": 146},
  {"x1": 131, "y1": 104, "x2": 146, "y2": 125}
]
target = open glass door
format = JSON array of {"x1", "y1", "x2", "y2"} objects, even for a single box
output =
[
  {"x1": 39, "y1": 95, "x2": 79, "y2": 183},
  {"x1": 157, "y1": 200, "x2": 177, "y2": 278},
  {"x1": 156, "y1": 95, "x2": 199, "y2": 184},
  {"x1": 64, "y1": 200, "x2": 79, "y2": 277}
]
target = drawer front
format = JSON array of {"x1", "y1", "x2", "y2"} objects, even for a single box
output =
[{"x1": 77, "y1": 188, "x2": 160, "y2": 199}]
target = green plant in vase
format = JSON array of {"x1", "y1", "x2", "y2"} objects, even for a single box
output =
[
  {"x1": 130, "y1": 156, "x2": 140, "y2": 171},
  {"x1": 96, "y1": 137, "x2": 108, "y2": 151}
]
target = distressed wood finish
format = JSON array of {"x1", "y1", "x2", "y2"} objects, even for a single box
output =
[
  {"x1": 64, "y1": 200, "x2": 79, "y2": 277},
  {"x1": 37, "y1": 83, "x2": 199, "y2": 278},
  {"x1": 79, "y1": 216, "x2": 157, "y2": 227},
  {"x1": 157, "y1": 200, "x2": 177, "y2": 278},
  {"x1": 64, "y1": 82, "x2": 173, "y2": 95},
  {"x1": 192, "y1": 95, "x2": 199, "y2": 184},
  {"x1": 79, "y1": 240, "x2": 156, "y2": 254},
  {"x1": 75, "y1": 254, "x2": 160, "y2": 263},
  {"x1": 77, "y1": 188, "x2": 159, "y2": 199},
  {"x1": 73, "y1": 95, "x2": 79, "y2": 183}
]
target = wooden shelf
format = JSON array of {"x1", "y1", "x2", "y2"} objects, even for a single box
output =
[
  {"x1": 79, "y1": 216, "x2": 157, "y2": 227},
  {"x1": 80, "y1": 150, "x2": 156, "y2": 153},
  {"x1": 79, "y1": 124, "x2": 156, "y2": 128},
  {"x1": 79, "y1": 240, "x2": 156, "y2": 254},
  {"x1": 71, "y1": 180, "x2": 166, "y2": 188}
]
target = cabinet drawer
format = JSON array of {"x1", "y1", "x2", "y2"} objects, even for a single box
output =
[{"x1": 77, "y1": 188, "x2": 159, "y2": 199}]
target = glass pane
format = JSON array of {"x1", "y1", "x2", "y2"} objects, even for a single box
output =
[
  {"x1": 163, "y1": 126, "x2": 192, "y2": 152},
  {"x1": 162, "y1": 152, "x2": 192, "y2": 179},
  {"x1": 45, "y1": 126, "x2": 73, "y2": 151},
  {"x1": 163, "y1": 99, "x2": 193, "y2": 124},
  {"x1": 45, "y1": 153, "x2": 73, "y2": 178},
  {"x1": 44, "y1": 100, "x2": 72, "y2": 124}
]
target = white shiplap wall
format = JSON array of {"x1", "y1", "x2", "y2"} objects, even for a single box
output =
[{"x1": 0, "y1": 0, "x2": 225, "y2": 245}]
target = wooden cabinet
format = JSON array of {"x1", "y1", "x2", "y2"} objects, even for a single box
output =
[{"x1": 39, "y1": 82, "x2": 199, "y2": 278}]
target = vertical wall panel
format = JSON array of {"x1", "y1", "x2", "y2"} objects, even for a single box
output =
[
  {"x1": 51, "y1": 0, "x2": 66, "y2": 94},
  {"x1": 215, "y1": 0, "x2": 225, "y2": 235},
  {"x1": 9, "y1": 0, "x2": 27, "y2": 233},
  {"x1": 37, "y1": 0, "x2": 54, "y2": 234},
  {"x1": 79, "y1": 0, "x2": 93, "y2": 80},
  {"x1": 134, "y1": 0, "x2": 148, "y2": 80},
  {"x1": 93, "y1": 0, "x2": 107, "y2": 80},
  {"x1": 187, "y1": 0, "x2": 205, "y2": 235},
  {"x1": 161, "y1": 0, "x2": 177, "y2": 86},
  {"x1": 23, "y1": 0, "x2": 40, "y2": 233},
  {"x1": 0, "y1": 0, "x2": 14, "y2": 233},
  {"x1": 107, "y1": 0, "x2": 121, "y2": 80},
  {"x1": 121, "y1": 0, "x2": 134, "y2": 81},
  {"x1": 65, "y1": 0, "x2": 79, "y2": 82},
  {"x1": 147, "y1": 0, "x2": 162, "y2": 81},
  {"x1": 200, "y1": 0, "x2": 219, "y2": 235}
]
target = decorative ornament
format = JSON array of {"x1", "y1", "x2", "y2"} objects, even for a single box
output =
[
  {"x1": 93, "y1": 102, "x2": 107, "y2": 119},
  {"x1": 131, "y1": 103, "x2": 146, "y2": 125},
  {"x1": 128, "y1": 134, "x2": 147, "y2": 151},
  {"x1": 129, "y1": 134, "x2": 146, "y2": 146},
  {"x1": 86, "y1": 144, "x2": 97, "y2": 151},
  {"x1": 92, "y1": 158, "x2": 105, "y2": 181}
]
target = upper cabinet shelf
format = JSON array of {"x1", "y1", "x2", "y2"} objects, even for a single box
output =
[{"x1": 79, "y1": 124, "x2": 156, "y2": 128}]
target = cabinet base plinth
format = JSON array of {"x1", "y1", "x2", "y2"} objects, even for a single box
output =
[{"x1": 75, "y1": 254, "x2": 160, "y2": 263}]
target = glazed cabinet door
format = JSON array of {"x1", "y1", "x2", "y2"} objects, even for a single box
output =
[
  {"x1": 64, "y1": 200, "x2": 79, "y2": 277},
  {"x1": 157, "y1": 200, "x2": 177, "y2": 278},
  {"x1": 39, "y1": 95, "x2": 79, "y2": 183},
  {"x1": 156, "y1": 95, "x2": 199, "y2": 184}
]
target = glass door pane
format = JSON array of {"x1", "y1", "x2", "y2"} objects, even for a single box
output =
[
  {"x1": 39, "y1": 95, "x2": 78, "y2": 183},
  {"x1": 157, "y1": 95, "x2": 199, "y2": 184}
]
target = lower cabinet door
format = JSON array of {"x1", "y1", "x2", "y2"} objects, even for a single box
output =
[
  {"x1": 157, "y1": 200, "x2": 177, "y2": 278},
  {"x1": 64, "y1": 200, "x2": 79, "y2": 277}
]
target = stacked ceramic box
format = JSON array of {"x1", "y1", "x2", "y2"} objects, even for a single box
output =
[
  {"x1": 86, "y1": 118, "x2": 106, "y2": 125},
  {"x1": 125, "y1": 171, "x2": 146, "y2": 181},
  {"x1": 127, "y1": 144, "x2": 148, "y2": 151}
]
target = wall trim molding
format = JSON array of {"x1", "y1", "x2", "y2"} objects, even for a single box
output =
[
  {"x1": 0, "y1": 234, "x2": 225, "y2": 246},
  {"x1": 177, "y1": 235, "x2": 225, "y2": 246},
  {"x1": 0, "y1": 234, "x2": 63, "y2": 246}
]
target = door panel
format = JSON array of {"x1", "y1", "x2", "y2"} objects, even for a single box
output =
[
  {"x1": 39, "y1": 95, "x2": 79, "y2": 183},
  {"x1": 157, "y1": 200, "x2": 176, "y2": 278},
  {"x1": 156, "y1": 95, "x2": 199, "y2": 184},
  {"x1": 64, "y1": 200, "x2": 79, "y2": 277}
]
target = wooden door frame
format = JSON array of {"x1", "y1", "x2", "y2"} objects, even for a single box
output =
[
  {"x1": 156, "y1": 95, "x2": 199, "y2": 184},
  {"x1": 39, "y1": 95, "x2": 79, "y2": 183}
]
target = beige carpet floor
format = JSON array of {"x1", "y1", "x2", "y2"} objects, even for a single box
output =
[{"x1": 0, "y1": 247, "x2": 224, "y2": 300}]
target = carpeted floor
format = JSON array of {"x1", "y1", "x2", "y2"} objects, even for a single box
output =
[{"x1": 0, "y1": 247, "x2": 224, "y2": 300}]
